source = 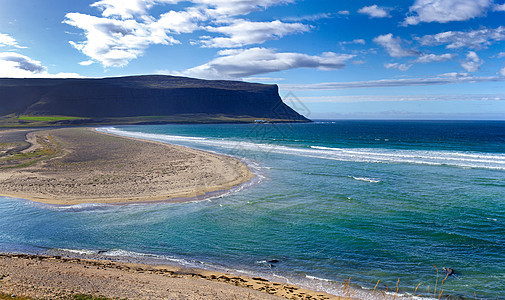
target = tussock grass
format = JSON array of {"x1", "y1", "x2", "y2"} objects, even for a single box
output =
[{"x1": 352, "y1": 264, "x2": 482, "y2": 300}]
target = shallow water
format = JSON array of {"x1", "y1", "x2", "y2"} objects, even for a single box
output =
[{"x1": 1, "y1": 121, "x2": 504, "y2": 299}]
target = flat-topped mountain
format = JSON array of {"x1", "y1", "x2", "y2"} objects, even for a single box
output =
[{"x1": 0, "y1": 75, "x2": 310, "y2": 127}]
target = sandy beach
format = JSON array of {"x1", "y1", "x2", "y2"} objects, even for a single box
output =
[
  {"x1": 0, "y1": 127, "x2": 254, "y2": 205},
  {"x1": 0, "y1": 253, "x2": 343, "y2": 300}
]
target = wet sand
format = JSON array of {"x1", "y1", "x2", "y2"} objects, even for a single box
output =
[{"x1": 0, "y1": 127, "x2": 254, "y2": 205}]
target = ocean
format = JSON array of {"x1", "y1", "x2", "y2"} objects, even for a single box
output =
[{"x1": 1, "y1": 121, "x2": 504, "y2": 299}]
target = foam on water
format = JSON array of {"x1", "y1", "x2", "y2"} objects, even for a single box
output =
[
  {"x1": 351, "y1": 176, "x2": 381, "y2": 183},
  {"x1": 100, "y1": 127, "x2": 505, "y2": 170},
  {"x1": 44, "y1": 202, "x2": 118, "y2": 212}
]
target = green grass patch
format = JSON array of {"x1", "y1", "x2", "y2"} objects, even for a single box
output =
[{"x1": 18, "y1": 115, "x2": 87, "y2": 122}]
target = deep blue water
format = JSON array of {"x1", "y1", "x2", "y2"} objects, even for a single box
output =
[{"x1": 1, "y1": 121, "x2": 505, "y2": 299}]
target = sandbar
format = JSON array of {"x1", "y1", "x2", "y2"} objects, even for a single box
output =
[{"x1": 0, "y1": 127, "x2": 254, "y2": 205}]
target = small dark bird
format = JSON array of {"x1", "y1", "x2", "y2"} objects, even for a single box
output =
[{"x1": 443, "y1": 267, "x2": 454, "y2": 276}]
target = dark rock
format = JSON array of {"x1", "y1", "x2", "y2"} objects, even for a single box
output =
[
  {"x1": 443, "y1": 267, "x2": 455, "y2": 276},
  {"x1": 267, "y1": 259, "x2": 280, "y2": 263}
]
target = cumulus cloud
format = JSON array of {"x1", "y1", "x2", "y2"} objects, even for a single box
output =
[
  {"x1": 417, "y1": 26, "x2": 505, "y2": 49},
  {"x1": 65, "y1": 0, "x2": 310, "y2": 68},
  {"x1": 0, "y1": 32, "x2": 24, "y2": 48},
  {"x1": 338, "y1": 10, "x2": 350, "y2": 15},
  {"x1": 404, "y1": 0, "x2": 492, "y2": 25},
  {"x1": 414, "y1": 53, "x2": 456, "y2": 63},
  {"x1": 64, "y1": 12, "x2": 180, "y2": 67},
  {"x1": 281, "y1": 73, "x2": 505, "y2": 90},
  {"x1": 156, "y1": 8, "x2": 207, "y2": 34},
  {"x1": 461, "y1": 51, "x2": 483, "y2": 72},
  {"x1": 358, "y1": 5, "x2": 391, "y2": 18},
  {"x1": 92, "y1": 0, "x2": 295, "y2": 18},
  {"x1": 175, "y1": 47, "x2": 355, "y2": 79},
  {"x1": 500, "y1": 67, "x2": 505, "y2": 76},
  {"x1": 91, "y1": 0, "x2": 178, "y2": 19},
  {"x1": 0, "y1": 52, "x2": 81, "y2": 78},
  {"x1": 384, "y1": 63, "x2": 411, "y2": 71},
  {"x1": 199, "y1": 20, "x2": 310, "y2": 48},
  {"x1": 373, "y1": 34, "x2": 419, "y2": 58}
]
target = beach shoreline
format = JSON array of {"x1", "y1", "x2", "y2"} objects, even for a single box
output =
[
  {"x1": 0, "y1": 127, "x2": 254, "y2": 205},
  {"x1": 0, "y1": 252, "x2": 343, "y2": 300}
]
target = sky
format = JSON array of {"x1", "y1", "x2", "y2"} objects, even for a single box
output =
[{"x1": 1, "y1": 0, "x2": 505, "y2": 120}]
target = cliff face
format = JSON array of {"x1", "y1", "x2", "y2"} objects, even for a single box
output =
[{"x1": 0, "y1": 75, "x2": 309, "y2": 122}]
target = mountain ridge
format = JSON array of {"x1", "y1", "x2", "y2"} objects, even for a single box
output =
[{"x1": 0, "y1": 75, "x2": 310, "y2": 127}]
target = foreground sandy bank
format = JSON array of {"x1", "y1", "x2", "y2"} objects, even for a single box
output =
[
  {"x1": 0, "y1": 253, "x2": 341, "y2": 300},
  {"x1": 0, "y1": 127, "x2": 253, "y2": 205}
]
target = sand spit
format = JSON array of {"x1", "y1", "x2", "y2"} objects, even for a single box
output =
[
  {"x1": 0, "y1": 127, "x2": 254, "y2": 205},
  {"x1": 0, "y1": 253, "x2": 343, "y2": 300}
]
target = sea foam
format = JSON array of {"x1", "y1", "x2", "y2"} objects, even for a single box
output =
[{"x1": 100, "y1": 127, "x2": 505, "y2": 171}]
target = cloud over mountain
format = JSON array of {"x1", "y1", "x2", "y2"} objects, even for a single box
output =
[{"x1": 176, "y1": 47, "x2": 355, "y2": 79}]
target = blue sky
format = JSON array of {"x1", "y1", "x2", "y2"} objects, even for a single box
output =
[{"x1": 1, "y1": 0, "x2": 505, "y2": 119}]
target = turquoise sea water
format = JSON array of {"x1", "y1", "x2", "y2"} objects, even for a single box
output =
[{"x1": 1, "y1": 121, "x2": 505, "y2": 298}]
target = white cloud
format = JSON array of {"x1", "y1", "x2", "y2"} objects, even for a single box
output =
[
  {"x1": 496, "y1": 52, "x2": 505, "y2": 58},
  {"x1": 461, "y1": 51, "x2": 483, "y2": 72},
  {"x1": 358, "y1": 5, "x2": 391, "y2": 18},
  {"x1": 193, "y1": 0, "x2": 295, "y2": 17},
  {"x1": 414, "y1": 53, "x2": 456, "y2": 63},
  {"x1": 199, "y1": 20, "x2": 310, "y2": 48},
  {"x1": 340, "y1": 39, "x2": 366, "y2": 45},
  {"x1": 91, "y1": 0, "x2": 179, "y2": 19},
  {"x1": 281, "y1": 73, "x2": 505, "y2": 90},
  {"x1": 64, "y1": 13, "x2": 180, "y2": 67},
  {"x1": 500, "y1": 67, "x2": 505, "y2": 76},
  {"x1": 404, "y1": 0, "x2": 492, "y2": 25},
  {"x1": 283, "y1": 13, "x2": 334, "y2": 22},
  {"x1": 0, "y1": 52, "x2": 81, "y2": 78},
  {"x1": 384, "y1": 63, "x2": 411, "y2": 71},
  {"x1": 0, "y1": 32, "x2": 24, "y2": 48},
  {"x1": 65, "y1": 0, "x2": 308, "y2": 68},
  {"x1": 156, "y1": 8, "x2": 207, "y2": 34},
  {"x1": 494, "y1": 3, "x2": 505, "y2": 11},
  {"x1": 175, "y1": 47, "x2": 355, "y2": 79},
  {"x1": 338, "y1": 10, "x2": 350, "y2": 15},
  {"x1": 79, "y1": 60, "x2": 95, "y2": 66},
  {"x1": 90, "y1": 0, "x2": 295, "y2": 19},
  {"x1": 417, "y1": 26, "x2": 505, "y2": 50},
  {"x1": 373, "y1": 34, "x2": 419, "y2": 58}
]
